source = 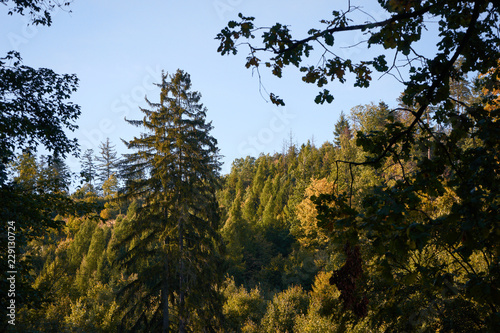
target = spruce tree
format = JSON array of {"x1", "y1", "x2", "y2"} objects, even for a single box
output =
[
  {"x1": 38, "y1": 154, "x2": 71, "y2": 193},
  {"x1": 118, "y1": 69, "x2": 223, "y2": 332},
  {"x1": 95, "y1": 138, "x2": 120, "y2": 184},
  {"x1": 221, "y1": 190, "x2": 249, "y2": 282},
  {"x1": 80, "y1": 149, "x2": 97, "y2": 188},
  {"x1": 333, "y1": 111, "x2": 352, "y2": 148},
  {"x1": 12, "y1": 150, "x2": 38, "y2": 190}
]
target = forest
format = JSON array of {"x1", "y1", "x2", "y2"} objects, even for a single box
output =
[{"x1": 1, "y1": 0, "x2": 499, "y2": 332}]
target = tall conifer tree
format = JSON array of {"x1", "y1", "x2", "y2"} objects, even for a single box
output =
[
  {"x1": 118, "y1": 70, "x2": 223, "y2": 332},
  {"x1": 80, "y1": 149, "x2": 97, "y2": 188},
  {"x1": 95, "y1": 137, "x2": 120, "y2": 184},
  {"x1": 38, "y1": 154, "x2": 71, "y2": 193},
  {"x1": 333, "y1": 111, "x2": 352, "y2": 148}
]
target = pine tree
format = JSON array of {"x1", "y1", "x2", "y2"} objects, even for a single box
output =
[
  {"x1": 38, "y1": 154, "x2": 71, "y2": 193},
  {"x1": 95, "y1": 138, "x2": 120, "y2": 184},
  {"x1": 221, "y1": 190, "x2": 249, "y2": 281},
  {"x1": 118, "y1": 70, "x2": 223, "y2": 332},
  {"x1": 333, "y1": 111, "x2": 352, "y2": 148},
  {"x1": 80, "y1": 149, "x2": 97, "y2": 188},
  {"x1": 12, "y1": 150, "x2": 38, "y2": 191},
  {"x1": 12, "y1": 151, "x2": 71, "y2": 193},
  {"x1": 116, "y1": 152, "x2": 145, "y2": 192},
  {"x1": 350, "y1": 102, "x2": 390, "y2": 133}
]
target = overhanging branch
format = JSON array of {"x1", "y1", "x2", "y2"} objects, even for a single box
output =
[{"x1": 336, "y1": 0, "x2": 482, "y2": 168}]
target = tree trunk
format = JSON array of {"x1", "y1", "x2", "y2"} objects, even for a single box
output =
[
  {"x1": 162, "y1": 236, "x2": 169, "y2": 333},
  {"x1": 178, "y1": 212, "x2": 186, "y2": 333}
]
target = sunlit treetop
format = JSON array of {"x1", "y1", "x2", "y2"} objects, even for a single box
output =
[{"x1": 478, "y1": 60, "x2": 500, "y2": 111}]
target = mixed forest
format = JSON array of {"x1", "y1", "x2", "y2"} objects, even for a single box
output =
[{"x1": 1, "y1": 0, "x2": 499, "y2": 332}]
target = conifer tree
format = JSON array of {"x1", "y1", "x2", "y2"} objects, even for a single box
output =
[
  {"x1": 118, "y1": 69, "x2": 223, "y2": 332},
  {"x1": 95, "y1": 138, "x2": 120, "y2": 184},
  {"x1": 12, "y1": 151, "x2": 71, "y2": 193},
  {"x1": 38, "y1": 154, "x2": 71, "y2": 193},
  {"x1": 222, "y1": 190, "x2": 249, "y2": 282},
  {"x1": 12, "y1": 150, "x2": 38, "y2": 190},
  {"x1": 350, "y1": 102, "x2": 391, "y2": 133},
  {"x1": 80, "y1": 149, "x2": 97, "y2": 188},
  {"x1": 333, "y1": 111, "x2": 352, "y2": 148}
]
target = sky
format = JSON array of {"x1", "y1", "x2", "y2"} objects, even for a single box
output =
[{"x1": 0, "y1": 0, "x2": 413, "y2": 175}]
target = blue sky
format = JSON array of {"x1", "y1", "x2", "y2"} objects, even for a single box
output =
[{"x1": 1, "y1": 0, "x2": 410, "y2": 175}]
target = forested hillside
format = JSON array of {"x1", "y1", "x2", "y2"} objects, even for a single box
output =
[
  {"x1": 1, "y1": 0, "x2": 499, "y2": 332},
  {"x1": 8, "y1": 69, "x2": 499, "y2": 331}
]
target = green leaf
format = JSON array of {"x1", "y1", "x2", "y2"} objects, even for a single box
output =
[
  {"x1": 270, "y1": 93, "x2": 285, "y2": 106},
  {"x1": 324, "y1": 32, "x2": 334, "y2": 46}
]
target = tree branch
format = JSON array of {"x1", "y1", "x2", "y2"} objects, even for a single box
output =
[
  {"x1": 264, "y1": 5, "x2": 434, "y2": 55},
  {"x1": 337, "y1": 0, "x2": 483, "y2": 168}
]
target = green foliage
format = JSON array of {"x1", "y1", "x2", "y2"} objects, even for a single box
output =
[
  {"x1": 64, "y1": 282, "x2": 119, "y2": 333},
  {"x1": 80, "y1": 149, "x2": 97, "y2": 188},
  {"x1": 68, "y1": 218, "x2": 97, "y2": 270},
  {"x1": 0, "y1": 46, "x2": 80, "y2": 319},
  {"x1": 117, "y1": 69, "x2": 224, "y2": 332},
  {"x1": 221, "y1": 190, "x2": 248, "y2": 280},
  {"x1": 294, "y1": 313, "x2": 335, "y2": 333},
  {"x1": 1, "y1": 162, "x2": 76, "y2": 327},
  {"x1": 218, "y1": 4, "x2": 499, "y2": 330},
  {"x1": 38, "y1": 154, "x2": 72, "y2": 193},
  {"x1": 333, "y1": 111, "x2": 352, "y2": 148},
  {"x1": 1, "y1": 0, "x2": 74, "y2": 26},
  {"x1": 223, "y1": 278, "x2": 267, "y2": 332},
  {"x1": 17, "y1": 89, "x2": 498, "y2": 331},
  {"x1": 261, "y1": 285, "x2": 309, "y2": 332},
  {"x1": 0, "y1": 51, "x2": 80, "y2": 184},
  {"x1": 74, "y1": 224, "x2": 110, "y2": 293},
  {"x1": 95, "y1": 138, "x2": 120, "y2": 185},
  {"x1": 217, "y1": 1, "x2": 499, "y2": 109},
  {"x1": 313, "y1": 79, "x2": 499, "y2": 330},
  {"x1": 219, "y1": 138, "x2": 351, "y2": 294},
  {"x1": 350, "y1": 102, "x2": 391, "y2": 133},
  {"x1": 6, "y1": 2, "x2": 500, "y2": 331},
  {"x1": 11, "y1": 150, "x2": 38, "y2": 188},
  {"x1": 100, "y1": 174, "x2": 120, "y2": 220},
  {"x1": 11, "y1": 151, "x2": 72, "y2": 194}
]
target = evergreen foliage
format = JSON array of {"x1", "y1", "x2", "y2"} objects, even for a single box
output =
[
  {"x1": 95, "y1": 138, "x2": 120, "y2": 185},
  {"x1": 333, "y1": 111, "x2": 351, "y2": 148},
  {"x1": 217, "y1": 2, "x2": 500, "y2": 329},
  {"x1": 5, "y1": 1, "x2": 500, "y2": 332},
  {"x1": 116, "y1": 69, "x2": 224, "y2": 332},
  {"x1": 80, "y1": 149, "x2": 97, "y2": 189},
  {"x1": 1, "y1": 3, "x2": 80, "y2": 318},
  {"x1": 13, "y1": 90, "x2": 498, "y2": 331}
]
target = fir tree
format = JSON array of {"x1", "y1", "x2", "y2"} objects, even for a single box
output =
[
  {"x1": 221, "y1": 190, "x2": 249, "y2": 282},
  {"x1": 118, "y1": 70, "x2": 223, "y2": 332},
  {"x1": 12, "y1": 150, "x2": 38, "y2": 191},
  {"x1": 350, "y1": 102, "x2": 391, "y2": 133},
  {"x1": 95, "y1": 138, "x2": 120, "y2": 184},
  {"x1": 333, "y1": 111, "x2": 352, "y2": 148},
  {"x1": 38, "y1": 154, "x2": 71, "y2": 193},
  {"x1": 80, "y1": 149, "x2": 97, "y2": 188}
]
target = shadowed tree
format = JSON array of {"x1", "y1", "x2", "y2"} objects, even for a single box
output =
[
  {"x1": 80, "y1": 149, "x2": 97, "y2": 190},
  {"x1": 116, "y1": 70, "x2": 224, "y2": 332},
  {"x1": 0, "y1": 2, "x2": 79, "y2": 326},
  {"x1": 217, "y1": 1, "x2": 500, "y2": 330}
]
